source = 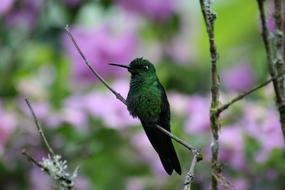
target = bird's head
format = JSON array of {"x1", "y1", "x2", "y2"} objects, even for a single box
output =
[{"x1": 109, "y1": 57, "x2": 156, "y2": 77}]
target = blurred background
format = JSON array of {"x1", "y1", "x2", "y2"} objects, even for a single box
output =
[{"x1": 0, "y1": 0, "x2": 285, "y2": 189}]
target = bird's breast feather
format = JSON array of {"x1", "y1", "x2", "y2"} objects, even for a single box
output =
[{"x1": 127, "y1": 88, "x2": 161, "y2": 121}]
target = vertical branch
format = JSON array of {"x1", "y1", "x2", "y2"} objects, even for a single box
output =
[
  {"x1": 199, "y1": 1, "x2": 221, "y2": 190},
  {"x1": 257, "y1": 0, "x2": 285, "y2": 140},
  {"x1": 256, "y1": 0, "x2": 280, "y2": 99},
  {"x1": 273, "y1": 0, "x2": 285, "y2": 139}
]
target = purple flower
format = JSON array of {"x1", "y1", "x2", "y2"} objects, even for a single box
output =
[
  {"x1": 75, "y1": 177, "x2": 90, "y2": 190},
  {"x1": 243, "y1": 103, "x2": 284, "y2": 162},
  {"x1": 83, "y1": 80, "x2": 139, "y2": 129},
  {"x1": 222, "y1": 63, "x2": 255, "y2": 92},
  {"x1": 64, "y1": 25, "x2": 138, "y2": 82},
  {"x1": 168, "y1": 92, "x2": 189, "y2": 115},
  {"x1": 116, "y1": 0, "x2": 175, "y2": 21},
  {"x1": 232, "y1": 178, "x2": 249, "y2": 190},
  {"x1": 0, "y1": 0, "x2": 14, "y2": 16},
  {"x1": 184, "y1": 96, "x2": 210, "y2": 134},
  {"x1": 61, "y1": 96, "x2": 88, "y2": 130},
  {"x1": 166, "y1": 36, "x2": 193, "y2": 64},
  {"x1": 4, "y1": 0, "x2": 43, "y2": 29},
  {"x1": 30, "y1": 168, "x2": 52, "y2": 190},
  {"x1": 219, "y1": 125, "x2": 246, "y2": 170}
]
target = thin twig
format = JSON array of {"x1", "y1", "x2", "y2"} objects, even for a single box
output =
[
  {"x1": 25, "y1": 98, "x2": 55, "y2": 156},
  {"x1": 199, "y1": 1, "x2": 220, "y2": 190},
  {"x1": 64, "y1": 25, "x2": 127, "y2": 105},
  {"x1": 155, "y1": 125, "x2": 203, "y2": 160},
  {"x1": 217, "y1": 71, "x2": 285, "y2": 114},
  {"x1": 22, "y1": 149, "x2": 44, "y2": 169},
  {"x1": 183, "y1": 154, "x2": 198, "y2": 190},
  {"x1": 64, "y1": 25, "x2": 203, "y2": 161}
]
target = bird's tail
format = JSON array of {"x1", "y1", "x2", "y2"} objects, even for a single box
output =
[{"x1": 142, "y1": 122, "x2": 181, "y2": 175}]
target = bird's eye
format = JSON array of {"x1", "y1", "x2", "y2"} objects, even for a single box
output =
[{"x1": 144, "y1": 65, "x2": 149, "y2": 70}]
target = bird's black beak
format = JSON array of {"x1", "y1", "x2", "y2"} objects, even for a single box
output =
[{"x1": 109, "y1": 63, "x2": 131, "y2": 72}]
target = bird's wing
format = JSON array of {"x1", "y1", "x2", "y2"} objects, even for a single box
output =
[
  {"x1": 157, "y1": 81, "x2": 171, "y2": 131},
  {"x1": 156, "y1": 81, "x2": 181, "y2": 174}
]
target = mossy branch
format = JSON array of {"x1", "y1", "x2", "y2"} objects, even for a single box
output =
[
  {"x1": 199, "y1": 1, "x2": 220, "y2": 190},
  {"x1": 257, "y1": 0, "x2": 285, "y2": 141}
]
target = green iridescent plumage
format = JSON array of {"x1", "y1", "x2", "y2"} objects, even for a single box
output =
[{"x1": 110, "y1": 58, "x2": 181, "y2": 175}]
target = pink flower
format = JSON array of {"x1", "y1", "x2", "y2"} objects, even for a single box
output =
[
  {"x1": 232, "y1": 178, "x2": 249, "y2": 190},
  {"x1": 4, "y1": 0, "x2": 43, "y2": 29},
  {"x1": 116, "y1": 0, "x2": 175, "y2": 21},
  {"x1": 222, "y1": 63, "x2": 255, "y2": 92},
  {"x1": 219, "y1": 125, "x2": 245, "y2": 170},
  {"x1": 75, "y1": 177, "x2": 90, "y2": 190},
  {"x1": 166, "y1": 36, "x2": 193, "y2": 64},
  {"x1": 243, "y1": 103, "x2": 284, "y2": 162},
  {"x1": 64, "y1": 25, "x2": 138, "y2": 82},
  {"x1": 184, "y1": 96, "x2": 210, "y2": 134},
  {"x1": 61, "y1": 96, "x2": 88, "y2": 130},
  {"x1": 168, "y1": 92, "x2": 189, "y2": 115},
  {"x1": 84, "y1": 80, "x2": 139, "y2": 129},
  {"x1": 0, "y1": 0, "x2": 14, "y2": 16},
  {"x1": 30, "y1": 168, "x2": 51, "y2": 190}
]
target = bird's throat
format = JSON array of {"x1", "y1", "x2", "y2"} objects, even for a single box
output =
[{"x1": 130, "y1": 75, "x2": 157, "y2": 90}]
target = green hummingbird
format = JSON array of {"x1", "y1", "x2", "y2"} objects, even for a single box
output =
[{"x1": 110, "y1": 57, "x2": 181, "y2": 175}]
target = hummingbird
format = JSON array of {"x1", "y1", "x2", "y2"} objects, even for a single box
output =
[{"x1": 110, "y1": 57, "x2": 181, "y2": 175}]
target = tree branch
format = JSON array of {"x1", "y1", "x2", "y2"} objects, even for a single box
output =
[
  {"x1": 199, "y1": 1, "x2": 220, "y2": 190},
  {"x1": 217, "y1": 71, "x2": 285, "y2": 115},
  {"x1": 273, "y1": 0, "x2": 285, "y2": 140},
  {"x1": 155, "y1": 125, "x2": 202, "y2": 160},
  {"x1": 257, "y1": 0, "x2": 281, "y2": 100},
  {"x1": 257, "y1": 0, "x2": 285, "y2": 141},
  {"x1": 25, "y1": 98, "x2": 55, "y2": 156},
  {"x1": 182, "y1": 154, "x2": 198, "y2": 190},
  {"x1": 65, "y1": 25, "x2": 127, "y2": 105}
]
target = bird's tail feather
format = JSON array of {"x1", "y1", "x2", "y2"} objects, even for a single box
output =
[{"x1": 142, "y1": 122, "x2": 181, "y2": 175}]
